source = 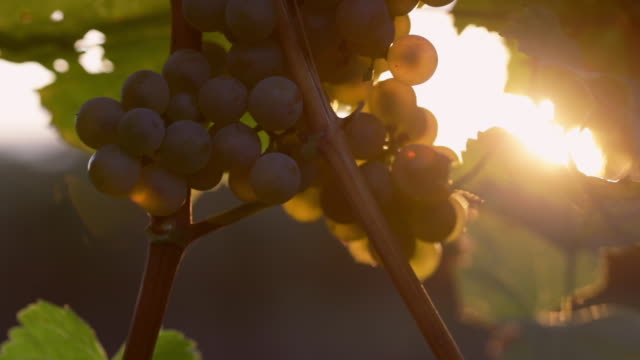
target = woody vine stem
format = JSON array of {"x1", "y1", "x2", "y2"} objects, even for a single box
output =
[{"x1": 120, "y1": 0, "x2": 463, "y2": 359}]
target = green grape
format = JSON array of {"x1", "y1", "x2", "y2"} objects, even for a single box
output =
[
  {"x1": 75, "y1": 97, "x2": 124, "y2": 149},
  {"x1": 385, "y1": 0, "x2": 419, "y2": 15},
  {"x1": 326, "y1": 219, "x2": 366, "y2": 244},
  {"x1": 395, "y1": 106, "x2": 438, "y2": 146},
  {"x1": 227, "y1": 40, "x2": 284, "y2": 87},
  {"x1": 368, "y1": 78, "x2": 417, "y2": 126},
  {"x1": 225, "y1": 0, "x2": 276, "y2": 43},
  {"x1": 210, "y1": 122, "x2": 262, "y2": 170},
  {"x1": 228, "y1": 166, "x2": 258, "y2": 202},
  {"x1": 249, "y1": 76, "x2": 303, "y2": 131},
  {"x1": 421, "y1": 0, "x2": 454, "y2": 7},
  {"x1": 163, "y1": 49, "x2": 211, "y2": 94},
  {"x1": 409, "y1": 198, "x2": 457, "y2": 243},
  {"x1": 336, "y1": 0, "x2": 395, "y2": 58},
  {"x1": 88, "y1": 144, "x2": 141, "y2": 196},
  {"x1": 202, "y1": 41, "x2": 227, "y2": 76},
  {"x1": 344, "y1": 112, "x2": 387, "y2": 160},
  {"x1": 387, "y1": 35, "x2": 438, "y2": 85},
  {"x1": 165, "y1": 93, "x2": 202, "y2": 124},
  {"x1": 282, "y1": 186, "x2": 323, "y2": 223},
  {"x1": 391, "y1": 143, "x2": 451, "y2": 201},
  {"x1": 359, "y1": 161, "x2": 393, "y2": 205},
  {"x1": 409, "y1": 241, "x2": 442, "y2": 280},
  {"x1": 158, "y1": 120, "x2": 211, "y2": 175},
  {"x1": 249, "y1": 152, "x2": 301, "y2": 204},
  {"x1": 325, "y1": 81, "x2": 373, "y2": 107},
  {"x1": 394, "y1": 15, "x2": 411, "y2": 41},
  {"x1": 187, "y1": 151, "x2": 225, "y2": 191},
  {"x1": 121, "y1": 70, "x2": 170, "y2": 114},
  {"x1": 345, "y1": 239, "x2": 377, "y2": 266},
  {"x1": 182, "y1": 0, "x2": 226, "y2": 32},
  {"x1": 198, "y1": 76, "x2": 248, "y2": 125},
  {"x1": 118, "y1": 108, "x2": 165, "y2": 156},
  {"x1": 130, "y1": 166, "x2": 188, "y2": 216}
]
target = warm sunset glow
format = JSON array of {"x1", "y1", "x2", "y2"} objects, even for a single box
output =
[{"x1": 406, "y1": 7, "x2": 606, "y2": 177}]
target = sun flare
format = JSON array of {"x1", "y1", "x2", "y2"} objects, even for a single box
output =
[{"x1": 407, "y1": 7, "x2": 606, "y2": 177}]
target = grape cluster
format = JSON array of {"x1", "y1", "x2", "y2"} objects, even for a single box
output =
[
  {"x1": 286, "y1": 0, "x2": 461, "y2": 278},
  {"x1": 75, "y1": 0, "x2": 460, "y2": 279}
]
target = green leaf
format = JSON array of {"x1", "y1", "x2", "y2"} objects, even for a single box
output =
[
  {"x1": 503, "y1": 306, "x2": 640, "y2": 360},
  {"x1": 112, "y1": 330, "x2": 201, "y2": 360},
  {"x1": 459, "y1": 210, "x2": 599, "y2": 323},
  {"x1": 0, "y1": 300, "x2": 108, "y2": 360}
]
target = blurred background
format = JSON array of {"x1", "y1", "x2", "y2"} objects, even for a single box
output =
[{"x1": 2, "y1": 1, "x2": 640, "y2": 359}]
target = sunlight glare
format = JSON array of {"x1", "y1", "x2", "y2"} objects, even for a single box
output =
[{"x1": 408, "y1": 8, "x2": 605, "y2": 177}]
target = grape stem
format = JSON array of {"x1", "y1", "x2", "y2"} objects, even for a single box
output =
[
  {"x1": 274, "y1": 1, "x2": 464, "y2": 359},
  {"x1": 121, "y1": 2, "x2": 273, "y2": 359}
]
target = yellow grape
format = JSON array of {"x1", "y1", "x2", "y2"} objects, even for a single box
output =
[{"x1": 387, "y1": 35, "x2": 438, "y2": 86}]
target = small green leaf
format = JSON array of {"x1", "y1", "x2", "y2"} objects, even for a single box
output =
[
  {"x1": 0, "y1": 300, "x2": 108, "y2": 360},
  {"x1": 112, "y1": 330, "x2": 201, "y2": 360}
]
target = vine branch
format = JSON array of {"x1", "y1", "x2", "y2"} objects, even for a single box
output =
[
  {"x1": 189, "y1": 202, "x2": 272, "y2": 241},
  {"x1": 274, "y1": 1, "x2": 464, "y2": 359}
]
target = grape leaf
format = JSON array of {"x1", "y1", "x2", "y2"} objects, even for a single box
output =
[
  {"x1": 0, "y1": 0, "x2": 168, "y2": 64},
  {"x1": 0, "y1": 300, "x2": 108, "y2": 360},
  {"x1": 572, "y1": 245, "x2": 640, "y2": 311},
  {"x1": 501, "y1": 306, "x2": 640, "y2": 360},
  {"x1": 112, "y1": 330, "x2": 201, "y2": 360},
  {"x1": 459, "y1": 209, "x2": 599, "y2": 323},
  {"x1": 501, "y1": 5, "x2": 583, "y2": 69}
]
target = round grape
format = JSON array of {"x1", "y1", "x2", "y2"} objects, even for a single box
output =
[
  {"x1": 76, "y1": 97, "x2": 124, "y2": 149},
  {"x1": 130, "y1": 166, "x2": 188, "y2": 216},
  {"x1": 210, "y1": 122, "x2": 262, "y2": 170},
  {"x1": 163, "y1": 49, "x2": 211, "y2": 94},
  {"x1": 249, "y1": 152, "x2": 300, "y2": 204},
  {"x1": 391, "y1": 144, "x2": 451, "y2": 200},
  {"x1": 359, "y1": 161, "x2": 393, "y2": 205},
  {"x1": 395, "y1": 107, "x2": 438, "y2": 146},
  {"x1": 165, "y1": 93, "x2": 202, "y2": 124},
  {"x1": 388, "y1": 35, "x2": 438, "y2": 85},
  {"x1": 336, "y1": 0, "x2": 392, "y2": 48},
  {"x1": 344, "y1": 112, "x2": 387, "y2": 160},
  {"x1": 158, "y1": 120, "x2": 211, "y2": 175},
  {"x1": 249, "y1": 152, "x2": 301, "y2": 204},
  {"x1": 121, "y1": 70, "x2": 170, "y2": 114},
  {"x1": 199, "y1": 76, "x2": 248, "y2": 125},
  {"x1": 409, "y1": 198, "x2": 457, "y2": 243},
  {"x1": 409, "y1": 241, "x2": 442, "y2": 280},
  {"x1": 249, "y1": 76, "x2": 303, "y2": 131},
  {"x1": 368, "y1": 78, "x2": 417, "y2": 126},
  {"x1": 182, "y1": 0, "x2": 226, "y2": 32},
  {"x1": 227, "y1": 40, "x2": 284, "y2": 87},
  {"x1": 118, "y1": 108, "x2": 165, "y2": 156},
  {"x1": 187, "y1": 151, "x2": 225, "y2": 191},
  {"x1": 88, "y1": 144, "x2": 141, "y2": 196},
  {"x1": 225, "y1": 0, "x2": 276, "y2": 43},
  {"x1": 282, "y1": 186, "x2": 323, "y2": 223},
  {"x1": 320, "y1": 175, "x2": 355, "y2": 224},
  {"x1": 228, "y1": 166, "x2": 258, "y2": 203},
  {"x1": 394, "y1": 15, "x2": 411, "y2": 40}
]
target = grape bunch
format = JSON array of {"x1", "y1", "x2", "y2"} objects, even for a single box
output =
[{"x1": 75, "y1": 0, "x2": 461, "y2": 279}]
